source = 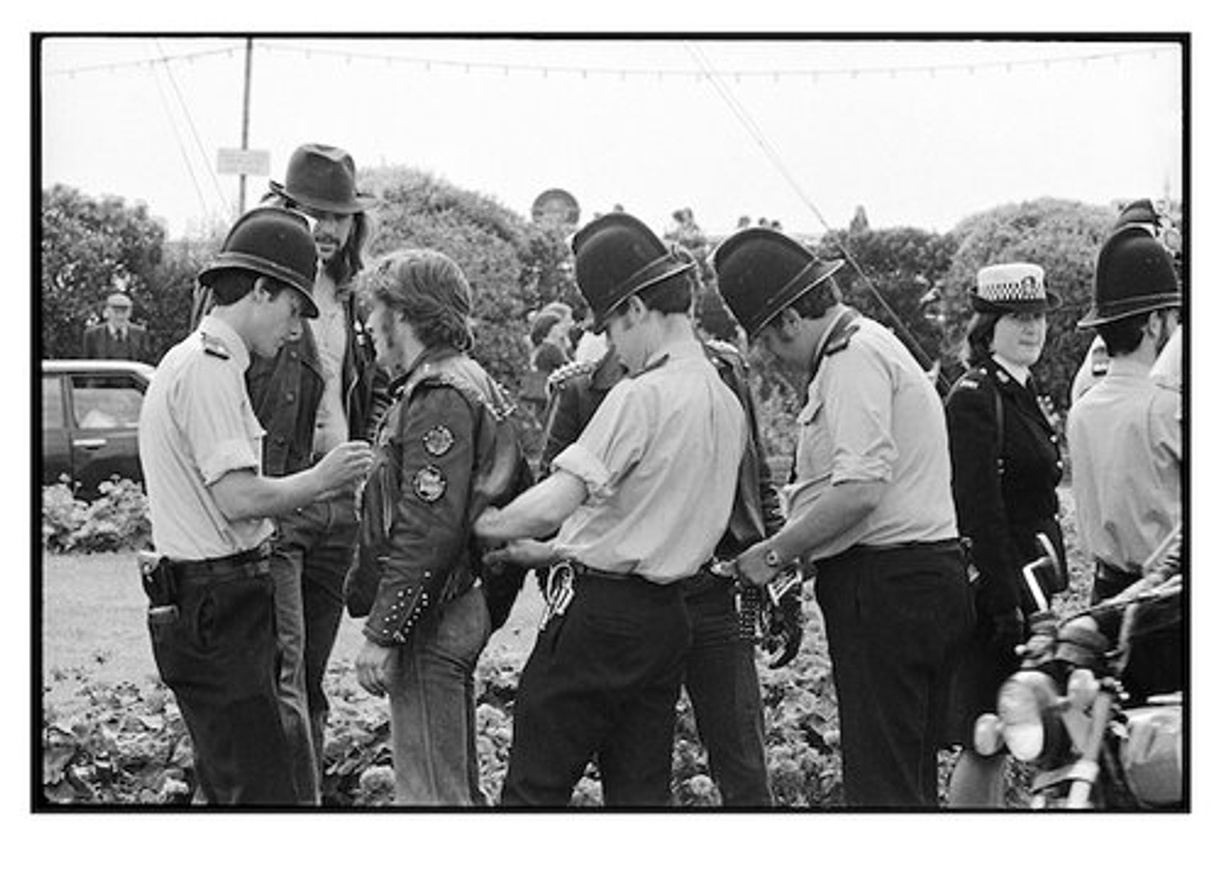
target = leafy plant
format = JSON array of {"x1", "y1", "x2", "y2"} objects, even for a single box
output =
[{"x1": 42, "y1": 477, "x2": 151, "y2": 554}]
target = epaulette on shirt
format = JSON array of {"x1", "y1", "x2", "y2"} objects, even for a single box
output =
[
  {"x1": 200, "y1": 332, "x2": 231, "y2": 360},
  {"x1": 824, "y1": 322, "x2": 860, "y2": 357},
  {"x1": 546, "y1": 358, "x2": 598, "y2": 392}
]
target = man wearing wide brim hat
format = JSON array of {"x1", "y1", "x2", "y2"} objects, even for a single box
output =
[
  {"x1": 191, "y1": 144, "x2": 388, "y2": 804},
  {"x1": 1068, "y1": 226, "x2": 1182, "y2": 604},
  {"x1": 139, "y1": 205, "x2": 374, "y2": 804},
  {"x1": 712, "y1": 226, "x2": 972, "y2": 808},
  {"x1": 474, "y1": 211, "x2": 748, "y2": 806}
]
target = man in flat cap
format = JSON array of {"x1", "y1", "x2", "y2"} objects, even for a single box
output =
[
  {"x1": 712, "y1": 227, "x2": 972, "y2": 808},
  {"x1": 475, "y1": 212, "x2": 746, "y2": 806},
  {"x1": 82, "y1": 292, "x2": 151, "y2": 363},
  {"x1": 138, "y1": 207, "x2": 372, "y2": 804},
  {"x1": 1068, "y1": 226, "x2": 1182, "y2": 603}
]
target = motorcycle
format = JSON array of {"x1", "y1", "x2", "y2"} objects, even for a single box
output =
[{"x1": 971, "y1": 529, "x2": 1184, "y2": 809}]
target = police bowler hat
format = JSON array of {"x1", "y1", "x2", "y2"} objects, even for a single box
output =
[
  {"x1": 269, "y1": 143, "x2": 377, "y2": 216},
  {"x1": 571, "y1": 212, "x2": 695, "y2": 331},
  {"x1": 1079, "y1": 226, "x2": 1181, "y2": 329},
  {"x1": 712, "y1": 228, "x2": 843, "y2": 339},
  {"x1": 198, "y1": 207, "x2": 320, "y2": 318}
]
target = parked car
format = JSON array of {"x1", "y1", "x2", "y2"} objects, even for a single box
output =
[{"x1": 41, "y1": 359, "x2": 154, "y2": 496}]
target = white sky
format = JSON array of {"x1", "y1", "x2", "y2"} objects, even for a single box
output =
[{"x1": 40, "y1": 35, "x2": 1183, "y2": 240}]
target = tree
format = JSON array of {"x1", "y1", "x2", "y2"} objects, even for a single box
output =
[
  {"x1": 41, "y1": 185, "x2": 167, "y2": 359},
  {"x1": 940, "y1": 198, "x2": 1115, "y2": 409}
]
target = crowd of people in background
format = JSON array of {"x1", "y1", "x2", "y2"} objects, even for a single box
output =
[{"x1": 121, "y1": 139, "x2": 1182, "y2": 809}]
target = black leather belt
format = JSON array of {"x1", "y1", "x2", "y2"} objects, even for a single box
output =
[
  {"x1": 847, "y1": 537, "x2": 961, "y2": 556},
  {"x1": 169, "y1": 541, "x2": 273, "y2": 583},
  {"x1": 1095, "y1": 560, "x2": 1141, "y2": 589}
]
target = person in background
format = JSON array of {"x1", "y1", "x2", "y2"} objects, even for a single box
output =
[
  {"x1": 529, "y1": 310, "x2": 572, "y2": 376},
  {"x1": 713, "y1": 227, "x2": 972, "y2": 808},
  {"x1": 345, "y1": 248, "x2": 531, "y2": 805},
  {"x1": 1068, "y1": 226, "x2": 1182, "y2": 603},
  {"x1": 474, "y1": 212, "x2": 746, "y2": 806},
  {"x1": 941, "y1": 262, "x2": 1068, "y2": 807},
  {"x1": 192, "y1": 143, "x2": 387, "y2": 802},
  {"x1": 83, "y1": 292, "x2": 152, "y2": 363},
  {"x1": 137, "y1": 207, "x2": 372, "y2": 804}
]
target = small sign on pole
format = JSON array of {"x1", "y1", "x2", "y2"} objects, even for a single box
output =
[{"x1": 217, "y1": 148, "x2": 271, "y2": 177}]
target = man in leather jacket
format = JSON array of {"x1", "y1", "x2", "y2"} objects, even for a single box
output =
[
  {"x1": 536, "y1": 329, "x2": 800, "y2": 806},
  {"x1": 192, "y1": 144, "x2": 388, "y2": 802}
]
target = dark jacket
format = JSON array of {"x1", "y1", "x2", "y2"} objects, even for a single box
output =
[
  {"x1": 82, "y1": 323, "x2": 151, "y2": 363},
  {"x1": 945, "y1": 358, "x2": 1067, "y2": 617},
  {"x1": 347, "y1": 347, "x2": 533, "y2": 646},
  {"x1": 542, "y1": 338, "x2": 784, "y2": 554},
  {"x1": 191, "y1": 280, "x2": 389, "y2": 476}
]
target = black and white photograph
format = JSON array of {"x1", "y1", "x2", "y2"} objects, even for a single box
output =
[{"x1": 24, "y1": 4, "x2": 1206, "y2": 868}]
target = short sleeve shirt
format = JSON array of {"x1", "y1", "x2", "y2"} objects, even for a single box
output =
[
  {"x1": 783, "y1": 314, "x2": 958, "y2": 561},
  {"x1": 138, "y1": 315, "x2": 273, "y2": 560},
  {"x1": 551, "y1": 338, "x2": 746, "y2": 583}
]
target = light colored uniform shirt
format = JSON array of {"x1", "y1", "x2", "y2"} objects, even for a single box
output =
[
  {"x1": 138, "y1": 314, "x2": 274, "y2": 560},
  {"x1": 1067, "y1": 356, "x2": 1181, "y2": 572},
  {"x1": 552, "y1": 336, "x2": 746, "y2": 583},
  {"x1": 312, "y1": 274, "x2": 350, "y2": 455},
  {"x1": 784, "y1": 313, "x2": 958, "y2": 562}
]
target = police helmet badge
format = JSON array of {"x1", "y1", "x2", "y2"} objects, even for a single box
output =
[
  {"x1": 422, "y1": 425, "x2": 455, "y2": 456},
  {"x1": 412, "y1": 466, "x2": 447, "y2": 502}
]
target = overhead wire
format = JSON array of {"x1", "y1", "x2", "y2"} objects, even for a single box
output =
[
  {"x1": 146, "y1": 50, "x2": 209, "y2": 222},
  {"x1": 684, "y1": 41, "x2": 951, "y2": 394}
]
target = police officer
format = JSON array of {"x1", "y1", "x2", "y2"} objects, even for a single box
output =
[
  {"x1": 713, "y1": 227, "x2": 972, "y2": 808},
  {"x1": 942, "y1": 263, "x2": 1068, "y2": 807},
  {"x1": 521, "y1": 328, "x2": 796, "y2": 807},
  {"x1": 137, "y1": 207, "x2": 373, "y2": 804},
  {"x1": 474, "y1": 212, "x2": 746, "y2": 806},
  {"x1": 1068, "y1": 226, "x2": 1182, "y2": 603}
]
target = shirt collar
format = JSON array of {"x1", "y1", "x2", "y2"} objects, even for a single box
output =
[
  {"x1": 644, "y1": 335, "x2": 703, "y2": 370},
  {"x1": 1105, "y1": 356, "x2": 1153, "y2": 379},
  {"x1": 991, "y1": 354, "x2": 1031, "y2": 386},
  {"x1": 199, "y1": 314, "x2": 250, "y2": 371}
]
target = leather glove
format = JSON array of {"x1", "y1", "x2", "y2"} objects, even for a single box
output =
[
  {"x1": 990, "y1": 607, "x2": 1026, "y2": 655},
  {"x1": 763, "y1": 587, "x2": 804, "y2": 668}
]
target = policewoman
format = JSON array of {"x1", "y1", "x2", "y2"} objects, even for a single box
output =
[
  {"x1": 941, "y1": 262, "x2": 1068, "y2": 807},
  {"x1": 345, "y1": 248, "x2": 532, "y2": 805},
  {"x1": 714, "y1": 227, "x2": 972, "y2": 808},
  {"x1": 475, "y1": 212, "x2": 746, "y2": 806},
  {"x1": 137, "y1": 207, "x2": 373, "y2": 804}
]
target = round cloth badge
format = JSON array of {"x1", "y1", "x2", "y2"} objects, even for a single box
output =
[
  {"x1": 422, "y1": 424, "x2": 455, "y2": 456},
  {"x1": 412, "y1": 465, "x2": 447, "y2": 503}
]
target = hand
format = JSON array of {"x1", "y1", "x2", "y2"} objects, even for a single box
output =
[
  {"x1": 735, "y1": 541, "x2": 780, "y2": 589},
  {"x1": 316, "y1": 440, "x2": 374, "y2": 493},
  {"x1": 355, "y1": 638, "x2": 397, "y2": 697},
  {"x1": 990, "y1": 607, "x2": 1026, "y2": 655},
  {"x1": 484, "y1": 538, "x2": 556, "y2": 569}
]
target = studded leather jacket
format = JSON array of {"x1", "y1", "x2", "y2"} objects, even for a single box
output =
[{"x1": 346, "y1": 347, "x2": 533, "y2": 647}]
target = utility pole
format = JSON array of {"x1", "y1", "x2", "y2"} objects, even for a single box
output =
[{"x1": 238, "y1": 37, "x2": 253, "y2": 217}]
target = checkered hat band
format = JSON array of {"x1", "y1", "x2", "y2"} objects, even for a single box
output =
[{"x1": 979, "y1": 278, "x2": 1044, "y2": 302}]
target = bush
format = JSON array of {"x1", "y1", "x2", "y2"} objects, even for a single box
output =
[{"x1": 42, "y1": 478, "x2": 151, "y2": 554}]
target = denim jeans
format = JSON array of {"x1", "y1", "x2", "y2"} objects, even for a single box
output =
[
  {"x1": 682, "y1": 574, "x2": 772, "y2": 806},
  {"x1": 387, "y1": 585, "x2": 491, "y2": 805},
  {"x1": 272, "y1": 492, "x2": 359, "y2": 796}
]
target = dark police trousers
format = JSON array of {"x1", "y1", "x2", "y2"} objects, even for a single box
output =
[
  {"x1": 681, "y1": 572, "x2": 771, "y2": 806},
  {"x1": 501, "y1": 568, "x2": 691, "y2": 806},
  {"x1": 148, "y1": 553, "x2": 295, "y2": 805},
  {"x1": 814, "y1": 541, "x2": 972, "y2": 808}
]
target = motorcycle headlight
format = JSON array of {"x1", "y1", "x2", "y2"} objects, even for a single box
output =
[{"x1": 998, "y1": 670, "x2": 1059, "y2": 762}]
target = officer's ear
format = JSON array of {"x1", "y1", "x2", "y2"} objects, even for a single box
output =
[{"x1": 772, "y1": 307, "x2": 802, "y2": 339}]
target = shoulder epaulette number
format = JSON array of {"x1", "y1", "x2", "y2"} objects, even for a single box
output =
[
  {"x1": 200, "y1": 332, "x2": 230, "y2": 360},
  {"x1": 824, "y1": 322, "x2": 860, "y2": 357}
]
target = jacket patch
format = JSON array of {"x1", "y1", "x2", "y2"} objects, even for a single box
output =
[
  {"x1": 422, "y1": 425, "x2": 455, "y2": 456},
  {"x1": 413, "y1": 465, "x2": 447, "y2": 502}
]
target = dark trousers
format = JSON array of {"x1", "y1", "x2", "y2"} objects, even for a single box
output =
[
  {"x1": 501, "y1": 570, "x2": 692, "y2": 807},
  {"x1": 273, "y1": 493, "x2": 359, "y2": 788},
  {"x1": 682, "y1": 574, "x2": 771, "y2": 806},
  {"x1": 148, "y1": 566, "x2": 295, "y2": 805},
  {"x1": 1091, "y1": 560, "x2": 1141, "y2": 605},
  {"x1": 814, "y1": 542, "x2": 972, "y2": 808}
]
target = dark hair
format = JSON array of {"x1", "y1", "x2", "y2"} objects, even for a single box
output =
[
  {"x1": 1097, "y1": 311, "x2": 1153, "y2": 357},
  {"x1": 206, "y1": 268, "x2": 291, "y2": 307},
  {"x1": 530, "y1": 312, "x2": 562, "y2": 347},
  {"x1": 611, "y1": 267, "x2": 696, "y2": 323},
  {"x1": 789, "y1": 275, "x2": 842, "y2": 321},
  {"x1": 361, "y1": 249, "x2": 474, "y2": 351},
  {"x1": 960, "y1": 311, "x2": 1004, "y2": 367}
]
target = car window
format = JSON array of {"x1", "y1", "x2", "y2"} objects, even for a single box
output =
[
  {"x1": 70, "y1": 374, "x2": 145, "y2": 429},
  {"x1": 43, "y1": 375, "x2": 65, "y2": 429}
]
